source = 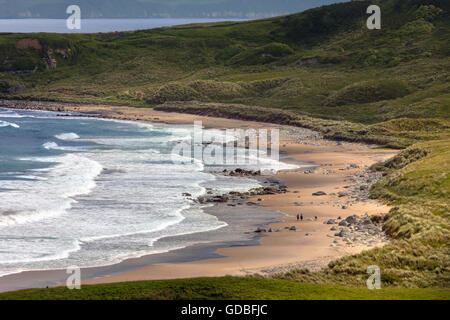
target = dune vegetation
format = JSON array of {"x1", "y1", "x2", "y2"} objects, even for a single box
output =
[{"x1": 0, "y1": 0, "x2": 448, "y2": 298}]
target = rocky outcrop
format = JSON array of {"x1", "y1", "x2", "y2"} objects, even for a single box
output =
[
  {"x1": 193, "y1": 183, "x2": 287, "y2": 205},
  {"x1": 327, "y1": 213, "x2": 387, "y2": 247},
  {"x1": 222, "y1": 168, "x2": 262, "y2": 177}
]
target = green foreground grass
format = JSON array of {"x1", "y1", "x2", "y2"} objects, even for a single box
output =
[{"x1": 0, "y1": 277, "x2": 448, "y2": 300}]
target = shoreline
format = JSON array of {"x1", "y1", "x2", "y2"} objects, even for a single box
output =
[{"x1": 0, "y1": 100, "x2": 399, "y2": 291}]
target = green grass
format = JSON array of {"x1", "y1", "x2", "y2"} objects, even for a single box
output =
[
  {"x1": 275, "y1": 140, "x2": 450, "y2": 288},
  {"x1": 0, "y1": 277, "x2": 448, "y2": 300}
]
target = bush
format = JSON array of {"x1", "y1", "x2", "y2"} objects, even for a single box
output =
[
  {"x1": 413, "y1": 5, "x2": 444, "y2": 22},
  {"x1": 215, "y1": 44, "x2": 244, "y2": 62},
  {"x1": 357, "y1": 49, "x2": 401, "y2": 67},
  {"x1": 145, "y1": 83, "x2": 202, "y2": 104},
  {"x1": 323, "y1": 80, "x2": 412, "y2": 106},
  {"x1": 240, "y1": 78, "x2": 290, "y2": 94},
  {"x1": 397, "y1": 19, "x2": 435, "y2": 37},
  {"x1": 229, "y1": 42, "x2": 294, "y2": 65},
  {"x1": 258, "y1": 42, "x2": 294, "y2": 57},
  {"x1": 187, "y1": 80, "x2": 245, "y2": 100},
  {"x1": 371, "y1": 147, "x2": 429, "y2": 171}
]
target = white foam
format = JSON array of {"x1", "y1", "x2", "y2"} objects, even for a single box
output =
[
  {"x1": 42, "y1": 141, "x2": 86, "y2": 152},
  {"x1": 42, "y1": 142, "x2": 59, "y2": 150},
  {"x1": 55, "y1": 132, "x2": 80, "y2": 141},
  {"x1": 0, "y1": 112, "x2": 25, "y2": 118},
  {"x1": 0, "y1": 154, "x2": 103, "y2": 227},
  {"x1": 0, "y1": 120, "x2": 20, "y2": 128},
  {"x1": 0, "y1": 239, "x2": 81, "y2": 265}
]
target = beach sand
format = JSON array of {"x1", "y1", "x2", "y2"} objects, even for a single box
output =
[{"x1": 1, "y1": 101, "x2": 399, "y2": 287}]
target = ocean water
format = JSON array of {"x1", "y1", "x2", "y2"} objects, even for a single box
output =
[
  {"x1": 0, "y1": 108, "x2": 297, "y2": 277},
  {"x1": 0, "y1": 18, "x2": 247, "y2": 33}
]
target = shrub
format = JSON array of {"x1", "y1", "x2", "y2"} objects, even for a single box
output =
[
  {"x1": 357, "y1": 49, "x2": 401, "y2": 67},
  {"x1": 229, "y1": 42, "x2": 294, "y2": 65},
  {"x1": 145, "y1": 83, "x2": 202, "y2": 104},
  {"x1": 187, "y1": 80, "x2": 245, "y2": 100},
  {"x1": 413, "y1": 5, "x2": 444, "y2": 22},
  {"x1": 323, "y1": 80, "x2": 412, "y2": 106},
  {"x1": 371, "y1": 147, "x2": 429, "y2": 171},
  {"x1": 215, "y1": 44, "x2": 244, "y2": 62},
  {"x1": 397, "y1": 19, "x2": 435, "y2": 37}
]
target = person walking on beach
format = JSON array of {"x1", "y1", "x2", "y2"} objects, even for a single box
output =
[
  {"x1": 300, "y1": 214, "x2": 303, "y2": 221},
  {"x1": 297, "y1": 214, "x2": 300, "y2": 221}
]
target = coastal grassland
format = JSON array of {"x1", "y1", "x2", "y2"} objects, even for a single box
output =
[
  {"x1": 0, "y1": 277, "x2": 448, "y2": 300},
  {"x1": 1, "y1": 0, "x2": 449, "y2": 148},
  {"x1": 0, "y1": 1, "x2": 448, "y2": 112},
  {"x1": 276, "y1": 139, "x2": 450, "y2": 288},
  {"x1": 154, "y1": 101, "x2": 450, "y2": 148}
]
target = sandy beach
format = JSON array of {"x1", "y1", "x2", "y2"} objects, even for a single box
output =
[{"x1": 0, "y1": 100, "x2": 399, "y2": 288}]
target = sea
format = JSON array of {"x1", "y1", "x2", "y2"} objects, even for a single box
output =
[
  {"x1": 0, "y1": 107, "x2": 297, "y2": 277},
  {"x1": 0, "y1": 18, "x2": 248, "y2": 33}
]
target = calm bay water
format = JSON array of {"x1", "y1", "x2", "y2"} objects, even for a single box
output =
[{"x1": 0, "y1": 18, "x2": 247, "y2": 33}]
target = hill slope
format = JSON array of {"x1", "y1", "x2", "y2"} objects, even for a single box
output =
[{"x1": 1, "y1": 0, "x2": 448, "y2": 136}]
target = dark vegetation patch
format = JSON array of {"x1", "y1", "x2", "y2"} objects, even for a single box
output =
[{"x1": 323, "y1": 80, "x2": 413, "y2": 106}]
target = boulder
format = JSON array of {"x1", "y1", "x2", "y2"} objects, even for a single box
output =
[
  {"x1": 345, "y1": 215, "x2": 358, "y2": 224},
  {"x1": 336, "y1": 229, "x2": 350, "y2": 237},
  {"x1": 312, "y1": 191, "x2": 327, "y2": 196}
]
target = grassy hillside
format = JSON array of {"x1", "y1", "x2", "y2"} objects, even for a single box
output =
[
  {"x1": 0, "y1": 277, "x2": 448, "y2": 300},
  {"x1": 0, "y1": 0, "x2": 449, "y2": 295},
  {"x1": 1, "y1": 0, "x2": 449, "y2": 146}
]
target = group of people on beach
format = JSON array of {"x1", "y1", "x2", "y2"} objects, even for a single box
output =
[{"x1": 297, "y1": 214, "x2": 318, "y2": 222}]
